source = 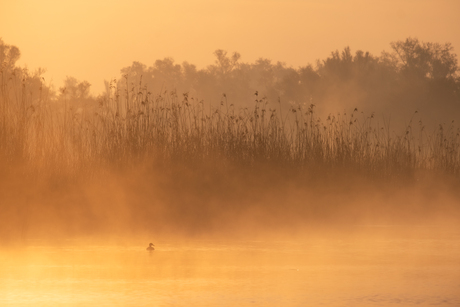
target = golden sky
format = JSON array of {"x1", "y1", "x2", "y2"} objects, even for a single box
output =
[{"x1": 1, "y1": 0, "x2": 459, "y2": 94}]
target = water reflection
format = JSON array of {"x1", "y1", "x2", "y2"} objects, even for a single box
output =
[{"x1": 1, "y1": 227, "x2": 460, "y2": 306}]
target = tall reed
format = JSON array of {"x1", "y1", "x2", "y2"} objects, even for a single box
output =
[{"x1": 1, "y1": 71, "x2": 459, "y2": 179}]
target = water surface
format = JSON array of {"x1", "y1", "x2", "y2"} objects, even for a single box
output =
[{"x1": 1, "y1": 227, "x2": 459, "y2": 306}]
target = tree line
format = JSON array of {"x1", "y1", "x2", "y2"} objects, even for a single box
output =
[{"x1": 2, "y1": 37, "x2": 459, "y2": 130}]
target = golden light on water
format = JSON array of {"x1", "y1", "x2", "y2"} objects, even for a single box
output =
[
  {"x1": 1, "y1": 0, "x2": 460, "y2": 306},
  {"x1": 2, "y1": 229, "x2": 460, "y2": 306}
]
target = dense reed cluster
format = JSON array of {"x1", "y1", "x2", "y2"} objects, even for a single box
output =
[{"x1": 1, "y1": 69, "x2": 459, "y2": 180}]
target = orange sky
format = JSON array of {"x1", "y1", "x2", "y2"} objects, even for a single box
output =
[{"x1": 1, "y1": 0, "x2": 459, "y2": 94}]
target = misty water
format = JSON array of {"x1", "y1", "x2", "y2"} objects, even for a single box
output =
[{"x1": 1, "y1": 227, "x2": 459, "y2": 307}]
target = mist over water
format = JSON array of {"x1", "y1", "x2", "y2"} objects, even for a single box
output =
[
  {"x1": 1, "y1": 36, "x2": 460, "y2": 305},
  {"x1": 1, "y1": 154, "x2": 459, "y2": 243}
]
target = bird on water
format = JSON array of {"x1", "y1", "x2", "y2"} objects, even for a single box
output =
[{"x1": 146, "y1": 243, "x2": 155, "y2": 251}]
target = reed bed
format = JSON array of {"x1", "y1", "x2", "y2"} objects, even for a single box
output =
[{"x1": 1, "y1": 71, "x2": 459, "y2": 180}]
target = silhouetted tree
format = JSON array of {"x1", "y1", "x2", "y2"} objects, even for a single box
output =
[
  {"x1": 111, "y1": 39, "x2": 459, "y2": 129},
  {"x1": 390, "y1": 37, "x2": 458, "y2": 81},
  {"x1": 212, "y1": 49, "x2": 241, "y2": 77},
  {"x1": 60, "y1": 76, "x2": 91, "y2": 100},
  {"x1": 0, "y1": 38, "x2": 20, "y2": 71}
]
